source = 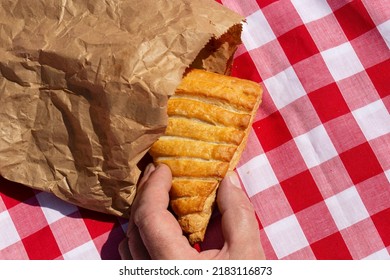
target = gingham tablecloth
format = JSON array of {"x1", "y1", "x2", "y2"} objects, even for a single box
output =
[{"x1": 1, "y1": 0, "x2": 389, "y2": 260}]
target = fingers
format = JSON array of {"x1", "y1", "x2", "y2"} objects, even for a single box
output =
[
  {"x1": 128, "y1": 164, "x2": 264, "y2": 260},
  {"x1": 118, "y1": 238, "x2": 132, "y2": 260},
  {"x1": 217, "y1": 171, "x2": 265, "y2": 259},
  {"x1": 127, "y1": 163, "x2": 156, "y2": 260},
  {"x1": 138, "y1": 163, "x2": 156, "y2": 189},
  {"x1": 130, "y1": 164, "x2": 198, "y2": 259}
]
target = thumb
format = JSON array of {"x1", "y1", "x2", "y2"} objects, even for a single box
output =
[
  {"x1": 131, "y1": 164, "x2": 198, "y2": 259},
  {"x1": 217, "y1": 171, "x2": 265, "y2": 259}
]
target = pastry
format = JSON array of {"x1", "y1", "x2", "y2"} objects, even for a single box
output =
[{"x1": 149, "y1": 69, "x2": 262, "y2": 244}]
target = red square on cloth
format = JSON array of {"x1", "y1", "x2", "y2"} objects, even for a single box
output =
[
  {"x1": 251, "y1": 184, "x2": 293, "y2": 227},
  {"x1": 310, "y1": 156, "x2": 354, "y2": 199},
  {"x1": 267, "y1": 140, "x2": 308, "y2": 182},
  {"x1": 8, "y1": 197, "x2": 47, "y2": 239},
  {"x1": 366, "y1": 59, "x2": 390, "y2": 99},
  {"x1": 222, "y1": 0, "x2": 261, "y2": 17},
  {"x1": 79, "y1": 209, "x2": 119, "y2": 239},
  {"x1": 356, "y1": 173, "x2": 390, "y2": 216},
  {"x1": 281, "y1": 170, "x2": 324, "y2": 213},
  {"x1": 0, "y1": 177, "x2": 36, "y2": 209},
  {"x1": 340, "y1": 142, "x2": 383, "y2": 185},
  {"x1": 351, "y1": 29, "x2": 390, "y2": 69},
  {"x1": 278, "y1": 25, "x2": 320, "y2": 65},
  {"x1": 0, "y1": 241, "x2": 29, "y2": 260},
  {"x1": 334, "y1": 1, "x2": 376, "y2": 41},
  {"x1": 311, "y1": 232, "x2": 353, "y2": 260},
  {"x1": 282, "y1": 246, "x2": 315, "y2": 260},
  {"x1": 309, "y1": 83, "x2": 350, "y2": 124},
  {"x1": 337, "y1": 71, "x2": 381, "y2": 111},
  {"x1": 341, "y1": 218, "x2": 385, "y2": 259},
  {"x1": 259, "y1": 228, "x2": 278, "y2": 260},
  {"x1": 22, "y1": 226, "x2": 62, "y2": 260},
  {"x1": 249, "y1": 40, "x2": 291, "y2": 81},
  {"x1": 280, "y1": 96, "x2": 322, "y2": 137},
  {"x1": 324, "y1": 113, "x2": 366, "y2": 154},
  {"x1": 255, "y1": 0, "x2": 279, "y2": 9},
  {"x1": 282, "y1": 246, "x2": 316, "y2": 260},
  {"x1": 49, "y1": 212, "x2": 92, "y2": 255},
  {"x1": 326, "y1": 0, "x2": 351, "y2": 11},
  {"x1": 254, "y1": 111, "x2": 293, "y2": 152},
  {"x1": 293, "y1": 53, "x2": 334, "y2": 94},
  {"x1": 362, "y1": 0, "x2": 390, "y2": 25},
  {"x1": 231, "y1": 51, "x2": 262, "y2": 83},
  {"x1": 262, "y1": 0, "x2": 303, "y2": 37},
  {"x1": 296, "y1": 201, "x2": 338, "y2": 244},
  {"x1": 306, "y1": 13, "x2": 348, "y2": 52},
  {"x1": 371, "y1": 208, "x2": 390, "y2": 247},
  {"x1": 370, "y1": 134, "x2": 390, "y2": 171}
]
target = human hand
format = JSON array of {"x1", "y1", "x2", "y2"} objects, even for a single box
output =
[{"x1": 119, "y1": 163, "x2": 265, "y2": 260}]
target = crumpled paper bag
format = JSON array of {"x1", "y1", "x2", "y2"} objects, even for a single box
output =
[{"x1": 0, "y1": 0, "x2": 243, "y2": 217}]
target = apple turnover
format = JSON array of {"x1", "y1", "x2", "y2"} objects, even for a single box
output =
[{"x1": 149, "y1": 69, "x2": 262, "y2": 244}]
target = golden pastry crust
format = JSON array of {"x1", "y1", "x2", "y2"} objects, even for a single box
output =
[
  {"x1": 165, "y1": 117, "x2": 245, "y2": 145},
  {"x1": 155, "y1": 158, "x2": 229, "y2": 178},
  {"x1": 170, "y1": 178, "x2": 218, "y2": 198},
  {"x1": 167, "y1": 98, "x2": 251, "y2": 129},
  {"x1": 175, "y1": 69, "x2": 260, "y2": 111},
  {"x1": 150, "y1": 69, "x2": 262, "y2": 244},
  {"x1": 149, "y1": 138, "x2": 236, "y2": 162}
]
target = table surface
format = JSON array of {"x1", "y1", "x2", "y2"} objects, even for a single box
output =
[{"x1": 1, "y1": 0, "x2": 389, "y2": 260}]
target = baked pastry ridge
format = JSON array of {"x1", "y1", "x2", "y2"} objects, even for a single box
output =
[{"x1": 149, "y1": 69, "x2": 262, "y2": 244}]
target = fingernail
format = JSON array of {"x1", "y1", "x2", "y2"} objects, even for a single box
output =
[
  {"x1": 144, "y1": 163, "x2": 155, "y2": 176},
  {"x1": 227, "y1": 171, "x2": 241, "y2": 189}
]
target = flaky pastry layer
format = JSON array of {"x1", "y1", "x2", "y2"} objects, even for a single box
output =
[{"x1": 149, "y1": 69, "x2": 262, "y2": 244}]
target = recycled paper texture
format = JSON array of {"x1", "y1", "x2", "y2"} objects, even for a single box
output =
[{"x1": 0, "y1": 0, "x2": 243, "y2": 216}]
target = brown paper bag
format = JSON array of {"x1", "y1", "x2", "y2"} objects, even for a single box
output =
[{"x1": 0, "y1": 0, "x2": 243, "y2": 217}]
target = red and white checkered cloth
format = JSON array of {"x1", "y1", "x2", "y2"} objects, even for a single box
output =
[{"x1": 1, "y1": 0, "x2": 389, "y2": 260}]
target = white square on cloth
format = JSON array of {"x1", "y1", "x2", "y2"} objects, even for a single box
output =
[
  {"x1": 325, "y1": 186, "x2": 370, "y2": 231},
  {"x1": 385, "y1": 170, "x2": 390, "y2": 184},
  {"x1": 237, "y1": 153, "x2": 279, "y2": 197},
  {"x1": 63, "y1": 240, "x2": 101, "y2": 260},
  {"x1": 242, "y1": 9, "x2": 276, "y2": 51},
  {"x1": 264, "y1": 214, "x2": 309, "y2": 259},
  {"x1": 363, "y1": 248, "x2": 390, "y2": 260},
  {"x1": 321, "y1": 42, "x2": 365, "y2": 81},
  {"x1": 264, "y1": 66, "x2": 306, "y2": 109},
  {"x1": 36, "y1": 191, "x2": 79, "y2": 224},
  {"x1": 353, "y1": 99, "x2": 390, "y2": 141},
  {"x1": 377, "y1": 20, "x2": 390, "y2": 49},
  {"x1": 294, "y1": 124, "x2": 338, "y2": 169},
  {"x1": 292, "y1": 0, "x2": 333, "y2": 23},
  {"x1": 0, "y1": 211, "x2": 21, "y2": 250}
]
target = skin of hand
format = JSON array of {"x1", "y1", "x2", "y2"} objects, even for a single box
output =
[{"x1": 119, "y1": 163, "x2": 265, "y2": 260}]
